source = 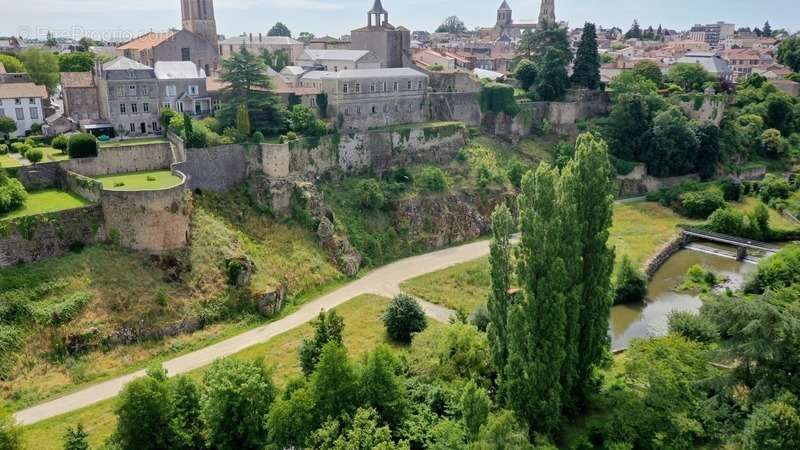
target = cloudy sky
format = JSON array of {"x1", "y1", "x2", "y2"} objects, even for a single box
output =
[{"x1": 2, "y1": 0, "x2": 797, "y2": 42}]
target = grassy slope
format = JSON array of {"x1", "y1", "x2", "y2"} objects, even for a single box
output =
[
  {"x1": 0, "y1": 153, "x2": 22, "y2": 168},
  {"x1": 1, "y1": 189, "x2": 343, "y2": 411},
  {"x1": 404, "y1": 201, "x2": 694, "y2": 312},
  {"x1": 1, "y1": 189, "x2": 90, "y2": 220},
  {"x1": 21, "y1": 294, "x2": 410, "y2": 450},
  {"x1": 730, "y1": 197, "x2": 797, "y2": 231},
  {"x1": 95, "y1": 170, "x2": 183, "y2": 191}
]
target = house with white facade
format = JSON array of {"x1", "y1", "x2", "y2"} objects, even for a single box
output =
[
  {"x1": 0, "y1": 83, "x2": 48, "y2": 137},
  {"x1": 155, "y1": 61, "x2": 211, "y2": 116}
]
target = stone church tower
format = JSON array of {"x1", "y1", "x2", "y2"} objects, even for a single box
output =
[
  {"x1": 538, "y1": 0, "x2": 556, "y2": 26},
  {"x1": 496, "y1": 1, "x2": 513, "y2": 27},
  {"x1": 181, "y1": 0, "x2": 219, "y2": 48},
  {"x1": 351, "y1": 0, "x2": 411, "y2": 68}
]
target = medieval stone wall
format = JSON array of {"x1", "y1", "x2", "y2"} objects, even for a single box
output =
[
  {"x1": 174, "y1": 144, "x2": 257, "y2": 192},
  {"x1": 63, "y1": 143, "x2": 173, "y2": 177},
  {"x1": 15, "y1": 162, "x2": 65, "y2": 190},
  {"x1": 0, "y1": 206, "x2": 105, "y2": 267},
  {"x1": 99, "y1": 172, "x2": 191, "y2": 253},
  {"x1": 429, "y1": 92, "x2": 482, "y2": 126},
  {"x1": 676, "y1": 93, "x2": 726, "y2": 125}
]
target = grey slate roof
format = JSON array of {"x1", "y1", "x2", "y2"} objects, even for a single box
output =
[
  {"x1": 154, "y1": 61, "x2": 206, "y2": 80},
  {"x1": 498, "y1": 1, "x2": 512, "y2": 11},
  {"x1": 322, "y1": 68, "x2": 427, "y2": 80},
  {"x1": 301, "y1": 49, "x2": 371, "y2": 62},
  {"x1": 676, "y1": 52, "x2": 733, "y2": 75},
  {"x1": 103, "y1": 56, "x2": 152, "y2": 72},
  {"x1": 370, "y1": 0, "x2": 388, "y2": 14}
]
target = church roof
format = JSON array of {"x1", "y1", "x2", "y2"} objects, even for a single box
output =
[
  {"x1": 369, "y1": 0, "x2": 388, "y2": 14},
  {"x1": 117, "y1": 32, "x2": 175, "y2": 51},
  {"x1": 498, "y1": 0, "x2": 512, "y2": 11}
]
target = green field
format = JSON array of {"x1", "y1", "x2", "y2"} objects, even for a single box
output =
[
  {"x1": 0, "y1": 189, "x2": 90, "y2": 221},
  {"x1": 99, "y1": 137, "x2": 169, "y2": 148},
  {"x1": 95, "y1": 170, "x2": 182, "y2": 191},
  {"x1": 42, "y1": 147, "x2": 69, "y2": 162},
  {"x1": 404, "y1": 201, "x2": 694, "y2": 312},
  {"x1": 20, "y1": 294, "x2": 402, "y2": 450}
]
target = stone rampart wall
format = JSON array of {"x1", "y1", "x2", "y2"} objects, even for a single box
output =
[
  {"x1": 64, "y1": 143, "x2": 173, "y2": 177},
  {"x1": 0, "y1": 206, "x2": 105, "y2": 267},
  {"x1": 174, "y1": 144, "x2": 256, "y2": 192},
  {"x1": 99, "y1": 172, "x2": 191, "y2": 253}
]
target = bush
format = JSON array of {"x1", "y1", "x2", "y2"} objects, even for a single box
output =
[
  {"x1": 613, "y1": 255, "x2": 648, "y2": 305},
  {"x1": 718, "y1": 178, "x2": 744, "y2": 201},
  {"x1": 741, "y1": 394, "x2": 800, "y2": 450},
  {"x1": 745, "y1": 245, "x2": 800, "y2": 294},
  {"x1": 679, "y1": 187, "x2": 726, "y2": 219},
  {"x1": 67, "y1": 133, "x2": 98, "y2": 158},
  {"x1": 0, "y1": 177, "x2": 27, "y2": 214},
  {"x1": 25, "y1": 148, "x2": 43, "y2": 164},
  {"x1": 51, "y1": 135, "x2": 68, "y2": 152},
  {"x1": 469, "y1": 304, "x2": 490, "y2": 332},
  {"x1": 417, "y1": 166, "x2": 449, "y2": 193},
  {"x1": 356, "y1": 179, "x2": 385, "y2": 210},
  {"x1": 0, "y1": 144, "x2": 7, "y2": 155},
  {"x1": 9, "y1": 142, "x2": 26, "y2": 154},
  {"x1": 382, "y1": 294, "x2": 427, "y2": 343},
  {"x1": 759, "y1": 174, "x2": 792, "y2": 203},
  {"x1": 160, "y1": 108, "x2": 177, "y2": 131},
  {"x1": 185, "y1": 130, "x2": 208, "y2": 149},
  {"x1": 707, "y1": 208, "x2": 746, "y2": 236},
  {"x1": 668, "y1": 311, "x2": 719, "y2": 344}
]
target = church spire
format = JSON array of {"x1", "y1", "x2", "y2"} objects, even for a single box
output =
[{"x1": 367, "y1": 0, "x2": 389, "y2": 27}]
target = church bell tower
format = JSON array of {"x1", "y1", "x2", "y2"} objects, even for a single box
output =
[
  {"x1": 181, "y1": 0, "x2": 219, "y2": 48},
  {"x1": 538, "y1": 0, "x2": 556, "y2": 26}
]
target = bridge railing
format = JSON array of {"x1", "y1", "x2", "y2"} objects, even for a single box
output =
[{"x1": 680, "y1": 226, "x2": 780, "y2": 252}]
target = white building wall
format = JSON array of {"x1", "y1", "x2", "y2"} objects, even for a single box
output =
[{"x1": 0, "y1": 97, "x2": 43, "y2": 137}]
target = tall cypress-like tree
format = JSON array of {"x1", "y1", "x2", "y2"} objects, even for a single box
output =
[
  {"x1": 561, "y1": 133, "x2": 616, "y2": 410},
  {"x1": 487, "y1": 203, "x2": 515, "y2": 401},
  {"x1": 571, "y1": 23, "x2": 601, "y2": 90},
  {"x1": 507, "y1": 164, "x2": 568, "y2": 436}
]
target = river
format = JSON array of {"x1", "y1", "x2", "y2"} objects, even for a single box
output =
[{"x1": 609, "y1": 246, "x2": 756, "y2": 350}]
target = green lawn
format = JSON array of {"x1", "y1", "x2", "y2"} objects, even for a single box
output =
[
  {"x1": 95, "y1": 170, "x2": 182, "y2": 191},
  {"x1": 99, "y1": 137, "x2": 169, "y2": 148},
  {"x1": 401, "y1": 258, "x2": 491, "y2": 314},
  {"x1": 405, "y1": 201, "x2": 696, "y2": 312},
  {"x1": 1, "y1": 189, "x2": 90, "y2": 221},
  {"x1": 21, "y1": 294, "x2": 402, "y2": 450},
  {"x1": 42, "y1": 147, "x2": 69, "y2": 162},
  {"x1": 730, "y1": 197, "x2": 798, "y2": 232},
  {"x1": 0, "y1": 153, "x2": 23, "y2": 168}
]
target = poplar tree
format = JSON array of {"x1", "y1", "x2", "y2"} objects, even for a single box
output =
[
  {"x1": 571, "y1": 23, "x2": 601, "y2": 90},
  {"x1": 487, "y1": 203, "x2": 514, "y2": 400},
  {"x1": 506, "y1": 164, "x2": 568, "y2": 436},
  {"x1": 561, "y1": 133, "x2": 616, "y2": 410}
]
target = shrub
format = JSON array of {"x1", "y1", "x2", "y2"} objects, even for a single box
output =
[
  {"x1": 613, "y1": 255, "x2": 648, "y2": 305},
  {"x1": 741, "y1": 394, "x2": 800, "y2": 450},
  {"x1": 417, "y1": 166, "x2": 449, "y2": 193},
  {"x1": 668, "y1": 311, "x2": 719, "y2": 344},
  {"x1": 67, "y1": 133, "x2": 98, "y2": 158},
  {"x1": 679, "y1": 187, "x2": 726, "y2": 219},
  {"x1": 185, "y1": 130, "x2": 208, "y2": 149},
  {"x1": 479, "y1": 83, "x2": 520, "y2": 116},
  {"x1": 718, "y1": 178, "x2": 743, "y2": 201},
  {"x1": 0, "y1": 177, "x2": 27, "y2": 214},
  {"x1": 382, "y1": 294, "x2": 427, "y2": 343},
  {"x1": 160, "y1": 108, "x2": 177, "y2": 132},
  {"x1": 9, "y1": 142, "x2": 25, "y2": 154},
  {"x1": 759, "y1": 174, "x2": 792, "y2": 203},
  {"x1": 0, "y1": 144, "x2": 7, "y2": 155},
  {"x1": 51, "y1": 135, "x2": 68, "y2": 152},
  {"x1": 762, "y1": 128, "x2": 790, "y2": 157},
  {"x1": 707, "y1": 208, "x2": 745, "y2": 236},
  {"x1": 355, "y1": 179, "x2": 385, "y2": 210},
  {"x1": 745, "y1": 245, "x2": 800, "y2": 294},
  {"x1": 469, "y1": 304, "x2": 490, "y2": 332},
  {"x1": 25, "y1": 148, "x2": 43, "y2": 164}
]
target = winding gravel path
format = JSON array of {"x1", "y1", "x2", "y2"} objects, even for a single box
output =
[{"x1": 15, "y1": 238, "x2": 494, "y2": 426}]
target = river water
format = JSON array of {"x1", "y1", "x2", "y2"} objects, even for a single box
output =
[{"x1": 609, "y1": 247, "x2": 756, "y2": 350}]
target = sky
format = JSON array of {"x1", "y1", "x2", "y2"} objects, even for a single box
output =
[{"x1": 1, "y1": 0, "x2": 797, "y2": 43}]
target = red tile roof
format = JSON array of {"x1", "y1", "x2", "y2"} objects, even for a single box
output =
[
  {"x1": 118, "y1": 32, "x2": 175, "y2": 51},
  {"x1": 60, "y1": 72, "x2": 94, "y2": 88}
]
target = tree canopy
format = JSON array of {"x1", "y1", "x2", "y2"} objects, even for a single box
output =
[
  {"x1": 436, "y1": 16, "x2": 467, "y2": 34},
  {"x1": 267, "y1": 22, "x2": 292, "y2": 37}
]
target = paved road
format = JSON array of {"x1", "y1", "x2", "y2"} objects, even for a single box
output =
[{"x1": 15, "y1": 238, "x2": 493, "y2": 426}]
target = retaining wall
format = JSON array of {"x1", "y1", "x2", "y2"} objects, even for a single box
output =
[
  {"x1": 0, "y1": 206, "x2": 105, "y2": 267},
  {"x1": 63, "y1": 143, "x2": 173, "y2": 177},
  {"x1": 15, "y1": 162, "x2": 64, "y2": 190},
  {"x1": 100, "y1": 171, "x2": 191, "y2": 253},
  {"x1": 643, "y1": 234, "x2": 686, "y2": 279}
]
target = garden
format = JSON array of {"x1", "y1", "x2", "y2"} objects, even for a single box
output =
[{"x1": 94, "y1": 170, "x2": 183, "y2": 191}]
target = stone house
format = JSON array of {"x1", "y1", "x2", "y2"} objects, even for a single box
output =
[
  {"x1": 117, "y1": 30, "x2": 219, "y2": 76},
  {"x1": 96, "y1": 57, "x2": 161, "y2": 137},
  {"x1": 315, "y1": 67, "x2": 428, "y2": 130},
  {"x1": 0, "y1": 83, "x2": 48, "y2": 137},
  {"x1": 60, "y1": 72, "x2": 101, "y2": 121},
  {"x1": 296, "y1": 49, "x2": 382, "y2": 71},
  {"x1": 219, "y1": 34, "x2": 304, "y2": 64},
  {"x1": 155, "y1": 61, "x2": 211, "y2": 116}
]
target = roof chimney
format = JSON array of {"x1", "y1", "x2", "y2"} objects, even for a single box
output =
[
  {"x1": 259, "y1": 33, "x2": 262, "y2": 42},
  {"x1": 249, "y1": 33, "x2": 253, "y2": 42}
]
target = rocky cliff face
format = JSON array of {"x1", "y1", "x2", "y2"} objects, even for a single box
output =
[{"x1": 394, "y1": 189, "x2": 515, "y2": 249}]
